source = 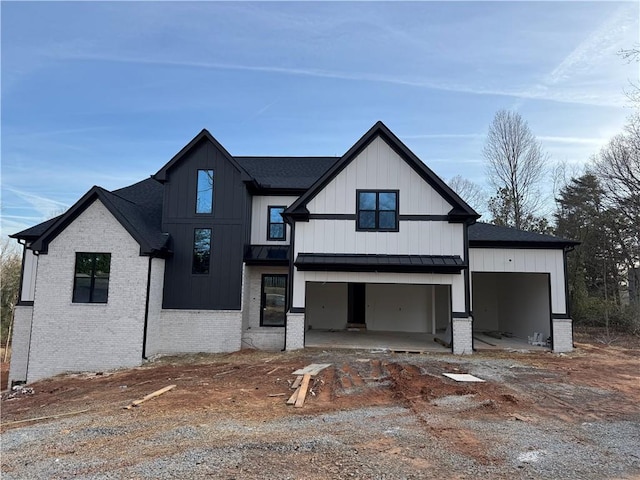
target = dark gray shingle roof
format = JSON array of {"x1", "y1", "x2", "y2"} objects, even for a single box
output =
[
  {"x1": 468, "y1": 222, "x2": 579, "y2": 247},
  {"x1": 236, "y1": 157, "x2": 337, "y2": 190}
]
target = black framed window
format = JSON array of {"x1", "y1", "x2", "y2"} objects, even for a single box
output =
[
  {"x1": 195, "y1": 169, "x2": 214, "y2": 214},
  {"x1": 192, "y1": 228, "x2": 212, "y2": 274},
  {"x1": 72, "y1": 253, "x2": 111, "y2": 303},
  {"x1": 268, "y1": 206, "x2": 286, "y2": 241},
  {"x1": 261, "y1": 274, "x2": 287, "y2": 326},
  {"x1": 356, "y1": 190, "x2": 398, "y2": 231}
]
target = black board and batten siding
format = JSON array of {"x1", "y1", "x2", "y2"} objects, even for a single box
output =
[{"x1": 161, "y1": 139, "x2": 250, "y2": 309}]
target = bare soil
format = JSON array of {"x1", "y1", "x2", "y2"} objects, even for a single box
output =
[{"x1": 2, "y1": 339, "x2": 639, "y2": 479}]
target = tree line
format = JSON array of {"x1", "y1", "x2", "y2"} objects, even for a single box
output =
[{"x1": 450, "y1": 109, "x2": 639, "y2": 335}]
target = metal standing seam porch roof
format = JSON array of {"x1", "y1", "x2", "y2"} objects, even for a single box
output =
[{"x1": 295, "y1": 253, "x2": 466, "y2": 273}]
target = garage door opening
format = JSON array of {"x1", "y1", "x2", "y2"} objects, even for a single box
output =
[
  {"x1": 472, "y1": 272, "x2": 551, "y2": 350},
  {"x1": 304, "y1": 282, "x2": 451, "y2": 351}
]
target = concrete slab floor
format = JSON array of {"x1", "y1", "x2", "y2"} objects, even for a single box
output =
[
  {"x1": 304, "y1": 329, "x2": 450, "y2": 352},
  {"x1": 472, "y1": 332, "x2": 549, "y2": 351}
]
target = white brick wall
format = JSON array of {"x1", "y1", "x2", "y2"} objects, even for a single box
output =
[
  {"x1": 27, "y1": 200, "x2": 148, "y2": 382},
  {"x1": 286, "y1": 313, "x2": 305, "y2": 350},
  {"x1": 552, "y1": 318, "x2": 573, "y2": 353},
  {"x1": 240, "y1": 266, "x2": 287, "y2": 351},
  {"x1": 452, "y1": 317, "x2": 473, "y2": 355},
  {"x1": 8, "y1": 305, "x2": 33, "y2": 385},
  {"x1": 149, "y1": 309, "x2": 242, "y2": 355}
]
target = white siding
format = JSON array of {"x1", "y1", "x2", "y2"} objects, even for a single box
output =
[
  {"x1": 295, "y1": 220, "x2": 464, "y2": 256},
  {"x1": 307, "y1": 136, "x2": 452, "y2": 215},
  {"x1": 250, "y1": 195, "x2": 298, "y2": 245},
  {"x1": 20, "y1": 248, "x2": 38, "y2": 303},
  {"x1": 8, "y1": 305, "x2": 33, "y2": 385},
  {"x1": 27, "y1": 200, "x2": 149, "y2": 382},
  {"x1": 469, "y1": 248, "x2": 566, "y2": 314}
]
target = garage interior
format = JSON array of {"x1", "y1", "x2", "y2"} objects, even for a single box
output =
[
  {"x1": 471, "y1": 272, "x2": 552, "y2": 350},
  {"x1": 304, "y1": 282, "x2": 451, "y2": 352}
]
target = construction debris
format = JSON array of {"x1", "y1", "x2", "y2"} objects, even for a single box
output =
[
  {"x1": 443, "y1": 373, "x2": 485, "y2": 383},
  {"x1": 292, "y1": 364, "x2": 331, "y2": 376},
  {"x1": 124, "y1": 384, "x2": 176, "y2": 409},
  {"x1": 294, "y1": 374, "x2": 312, "y2": 408},
  {"x1": 5, "y1": 385, "x2": 35, "y2": 400}
]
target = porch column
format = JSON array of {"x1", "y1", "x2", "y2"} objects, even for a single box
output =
[
  {"x1": 452, "y1": 317, "x2": 473, "y2": 355},
  {"x1": 285, "y1": 312, "x2": 305, "y2": 350},
  {"x1": 552, "y1": 318, "x2": 573, "y2": 353}
]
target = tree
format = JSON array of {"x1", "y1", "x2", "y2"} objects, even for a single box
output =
[
  {"x1": 1, "y1": 240, "x2": 21, "y2": 347},
  {"x1": 447, "y1": 175, "x2": 487, "y2": 214},
  {"x1": 619, "y1": 44, "x2": 640, "y2": 107},
  {"x1": 594, "y1": 114, "x2": 640, "y2": 331},
  {"x1": 483, "y1": 110, "x2": 549, "y2": 230}
]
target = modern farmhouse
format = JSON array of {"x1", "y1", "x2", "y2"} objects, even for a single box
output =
[{"x1": 10, "y1": 121, "x2": 577, "y2": 384}]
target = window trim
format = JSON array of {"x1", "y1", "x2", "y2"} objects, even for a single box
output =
[
  {"x1": 356, "y1": 190, "x2": 399, "y2": 232},
  {"x1": 195, "y1": 169, "x2": 214, "y2": 215},
  {"x1": 267, "y1": 205, "x2": 287, "y2": 241},
  {"x1": 72, "y1": 252, "x2": 111, "y2": 304},
  {"x1": 260, "y1": 274, "x2": 287, "y2": 327},
  {"x1": 192, "y1": 228, "x2": 212, "y2": 275}
]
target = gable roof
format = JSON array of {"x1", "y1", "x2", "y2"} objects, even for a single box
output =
[
  {"x1": 285, "y1": 121, "x2": 480, "y2": 222},
  {"x1": 16, "y1": 178, "x2": 169, "y2": 256},
  {"x1": 153, "y1": 129, "x2": 252, "y2": 183},
  {"x1": 468, "y1": 222, "x2": 579, "y2": 248},
  {"x1": 236, "y1": 156, "x2": 337, "y2": 193}
]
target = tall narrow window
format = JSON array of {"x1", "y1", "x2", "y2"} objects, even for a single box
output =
[
  {"x1": 261, "y1": 274, "x2": 287, "y2": 326},
  {"x1": 192, "y1": 228, "x2": 212, "y2": 274},
  {"x1": 72, "y1": 253, "x2": 111, "y2": 303},
  {"x1": 196, "y1": 169, "x2": 214, "y2": 214},
  {"x1": 268, "y1": 206, "x2": 286, "y2": 241},
  {"x1": 357, "y1": 190, "x2": 398, "y2": 231}
]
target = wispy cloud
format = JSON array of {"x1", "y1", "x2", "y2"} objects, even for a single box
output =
[
  {"x1": 538, "y1": 136, "x2": 609, "y2": 146},
  {"x1": 403, "y1": 133, "x2": 484, "y2": 140},
  {"x1": 4, "y1": 188, "x2": 70, "y2": 219},
  {"x1": 55, "y1": 53, "x2": 628, "y2": 108}
]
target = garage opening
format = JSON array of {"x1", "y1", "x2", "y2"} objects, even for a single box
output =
[
  {"x1": 304, "y1": 282, "x2": 451, "y2": 351},
  {"x1": 472, "y1": 272, "x2": 551, "y2": 349}
]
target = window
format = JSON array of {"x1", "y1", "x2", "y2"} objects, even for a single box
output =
[
  {"x1": 356, "y1": 190, "x2": 398, "y2": 231},
  {"x1": 268, "y1": 206, "x2": 286, "y2": 241},
  {"x1": 72, "y1": 253, "x2": 111, "y2": 303},
  {"x1": 261, "y1": 274, "x2": 287, "y2": 326},
  {"x1": 196, "y1": 169, "x2": 214, "y2": 214},
  {"x1": 192, "y1": 228, "x2": 212, "y2": 274}
]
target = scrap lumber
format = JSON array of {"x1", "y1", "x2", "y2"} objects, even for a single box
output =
[
  {"x1": 294, "y1": 374, "x2": 312, "y2": 408},
  {"x1": 124, "y1": 384, "x2": 176, "y2": 409},
  {"x1": 266, "y1": 366, "x2": 281, "y2": 375},
  {"x1": 292, "y1": 364, "x2": 331, "y2": 376},
  {"x1": 291, "y1": 375, "x2": 303, "y2": 389},
  {"x1": 286, "y1": 386, "x2": 301, "y2": 405},
  {"x1": 434, "y1": 337, "x2": 450, "y2": 348},
  {"x1": 2, "y1": 408, "x2": 90, "y2": 426}
]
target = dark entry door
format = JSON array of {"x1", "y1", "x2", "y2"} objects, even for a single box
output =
[
  {"x1": 261, "y1": 274, "x2": 287, "y2": 326},
  {"x1": 348, "y1": 283, "x2": 366, "y2": 325}
]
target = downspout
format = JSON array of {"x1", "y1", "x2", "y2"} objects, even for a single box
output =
[{"x1": 142, "y1": 255, "x2": 153, "y2": 360}]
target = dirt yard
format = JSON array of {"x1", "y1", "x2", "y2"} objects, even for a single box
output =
[{"x1": 2, "y1": 338, "x2": 639, "y2": 479}]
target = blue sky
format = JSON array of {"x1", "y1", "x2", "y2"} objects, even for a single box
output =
[{"x1": 2, "y1": 1, "x2": 638, "y2": 237}]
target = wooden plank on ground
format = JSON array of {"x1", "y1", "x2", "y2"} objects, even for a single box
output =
[
  {"x1": 266, "y1": 366, "x2": 281, "y2": 375},
  {"x1": 124, "y1": 385, "x2": 176, "y2": 409},
  {"x1": 291, "y1": 375, "x2": 303, "y2": 389},
  {"x1": 294, "y1": 374, "x2": 312, "y2": 408},
  {"x1": 292, "y1": 363, "x2": 332, "y2": 376},
  {"x1": 286, "y1": 386, "x2": 301, "y2": 405}
]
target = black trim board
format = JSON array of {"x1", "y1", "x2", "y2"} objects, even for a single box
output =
[
  {"x1": 452, "y1": 312, "x2": 470, "y2": 318},
  {"x1": 295, "y1": 253, "x2": 466, "y2": 274},
  {"x1": 290, "y1": 307, "x2": 305, "y2": 314}
]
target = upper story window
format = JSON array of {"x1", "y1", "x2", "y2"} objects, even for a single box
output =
[
  {"x1": 357, "y1": 190, "x2": 398, "y2": 231},
  {"x1": 72, "y1": 253, "x2": 111, "y2": 303},
  {"x1": 192, "y1": 228, "x2": 212, "y2": 274},
  {"x1": 268, "y1": 206, "x2": 286, "y2": 241},
  {"x1": 196, "y1": 169, "x2": 214, "y2": 214}
]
